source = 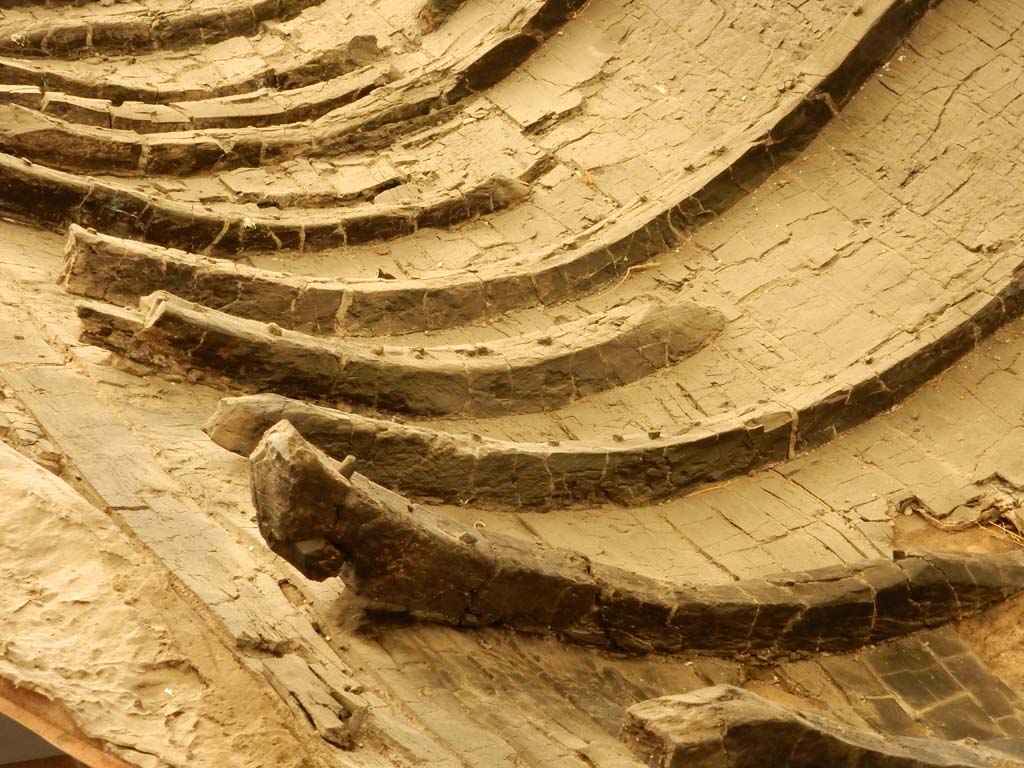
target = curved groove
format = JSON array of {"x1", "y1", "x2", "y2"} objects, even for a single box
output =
[
  {"x1": 623, "y1": 686, "x2": 1024, "y2": 768},
  {"x1": 78, "y1": 291, "x2": 723, "y2": 417},
  {"x1": 0, "y1": 0, "x2": 323, "y2": 57},
  {"x1": 0, "y1": 0, "x2": 586, "y2": 173},
  {"x1": 206, "y1": 260, "x2": 1024, "y2": 509},
  {"x1": 250, "y1": 420, "x2": 1024, "y2": 655},
  {"x1": 0, "y1": 154, "x2": 533, "y2": 252}
]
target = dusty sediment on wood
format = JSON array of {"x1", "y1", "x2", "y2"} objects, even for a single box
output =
[
  {"x1": 0, "y1": 438, "x2": 323, "y2": 767},
  {"x1": 621, "y1": 685, "x2": 1024, "y2": 768},
  {"x1": 0, "y1": 360, "x2": 373, "y2": 755},
  {"x1": 249, "y1": 421, "x2": 1024, "y2": 655}
]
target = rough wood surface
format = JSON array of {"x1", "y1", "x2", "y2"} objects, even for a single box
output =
[{"x1": 1, "y1": 0, "x2": 1024, "y2": 765}]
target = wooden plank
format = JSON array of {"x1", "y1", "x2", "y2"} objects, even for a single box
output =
[
  {"x1": 263, "y1": 655, "x2": 367, "y2": 748},
  {"x1": 3, "y1": 366, "x2": 170, "y2": 510}
]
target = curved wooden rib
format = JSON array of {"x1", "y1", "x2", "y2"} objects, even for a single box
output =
[
  {"x1": 0, "y1": 0, "x2": 323, "y2": 57},
  {"x1": 0, "y1": 154, "x2": 533, "y2": 252},
  {"x1": 250, "y1": 420, "x2": 1024, "y2": 655},
  {"x1": 12, "y1": 65, "x2": 390, "y2": 133},
  {"x1": 78, "y1": 291, "x2": 724, "y2": 417},
  {"x1": 0, "y1": 30, "x2": 387, "y2": 103},
  {"x1": 62, "y1": 224, "x2": 352, "y2": 333},
  {"x1": 623, "y1": 686, "x2": 1023, "y2": 767}
]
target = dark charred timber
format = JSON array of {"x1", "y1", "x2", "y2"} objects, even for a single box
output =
[{"x1": 249, "y1": 421, "x2": 1024, "y2": 656}]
